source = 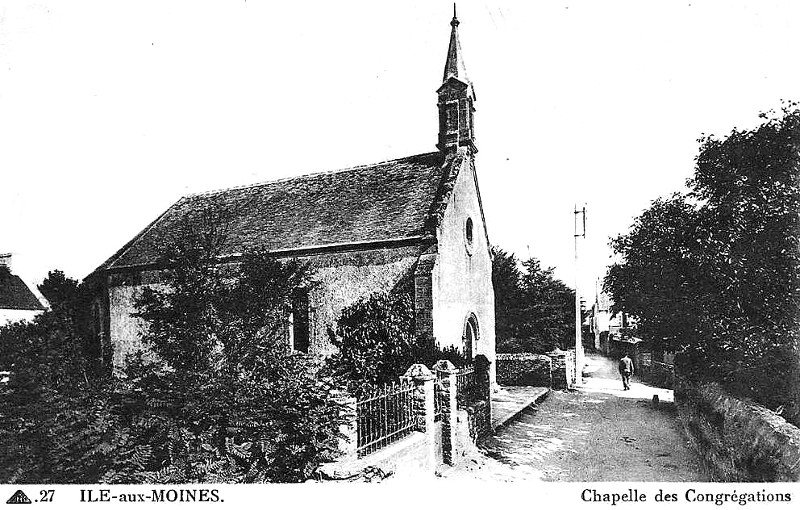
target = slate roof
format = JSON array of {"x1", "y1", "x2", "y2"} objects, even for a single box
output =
[
  {"x1": 98, "y1": 151, "x2": 459, "y2": 271},
  {"x1": 0, "y1": 269, "x2": 46, "y2": 311}
]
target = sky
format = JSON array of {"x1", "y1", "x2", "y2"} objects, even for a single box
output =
[{"x1": 2, "y1": 0, "x2": 799, "y2": 304}]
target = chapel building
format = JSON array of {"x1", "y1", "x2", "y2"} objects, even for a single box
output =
[{"x1": 88, "y1": 10, "x2": 496, "y2": 383}]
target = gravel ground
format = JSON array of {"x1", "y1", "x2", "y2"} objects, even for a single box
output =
[{"x1": 441, "y1": 353, "x2": 708, "y2": 482}]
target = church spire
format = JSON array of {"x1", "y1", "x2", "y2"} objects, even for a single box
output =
[
  {"x1": 437, "y1": 4, "x2": 477, "y2": 155},
  {"x1": 443, "y1": 4, "x2": 468, "y2": 85}
]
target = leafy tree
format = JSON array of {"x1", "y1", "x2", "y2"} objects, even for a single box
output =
[
  {"x1": 517, "y1": 257, "x2": 576, "y2": 351},
  {"x1": 492, "y1": 247, "x2": 575, "y2": 353},
  {"x1": 125, "y1": 222, "x2": 346, "y2": 482},
  {"x1": 491, "y1": 247, "x2": 524, "y2": 341},
  {"x1": 605, "y1": 104, "x2": 800, "y2": 424},
  {"x1": 604, "y1": 195, "x2": 705, "y2": 353},
  {"x1": 326, "y1": 284, "x2": 466, "y2": 393},
  {"x1": 1, "y1": 212, "x2": 347, "y2": 483},
  {"x1": 38, "y1": 270, "x2": 79, "y2": 314},
  {"x1": 0, "y1": 271, "x2": 107, "y2": 483}
]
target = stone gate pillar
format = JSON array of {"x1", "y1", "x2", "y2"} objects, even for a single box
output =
[
  {"x1": 433, "y1": 359, "x2": 458, "y2": 465},
  {"x1": 403, "y1": 363, "x2": 436, "y2": 473}
]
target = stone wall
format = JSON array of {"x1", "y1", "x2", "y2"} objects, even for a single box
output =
[
  {"x1": 104, "y1": 247, "x2": 421, "y2": 369},
  {"x1": 546, "y1": 349, "x2": 576, "y2": 390},
  {"x1": 317, "y1": 431, "x2": 432, "y2": 481},
  {"x1": 496, "y1": 353, "x2": 552, "y2": 387},
  {"x1": 107, "y1": 269, "x2": 167, "y2": 371},
  {"x1": 298, "y1": 246, "x2": 420, "y2": 357},
  {"x1": 675, "y1": 380, "x2": 800, "y2": 482}
]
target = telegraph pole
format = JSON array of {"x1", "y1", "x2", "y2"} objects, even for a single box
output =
[{"x1": 574, "y1": 204, "x2": 586, "y2": 384}]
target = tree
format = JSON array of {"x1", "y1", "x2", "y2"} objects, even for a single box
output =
[
  {"x1": 325, "y1": 277, "x2": 465, "y2": 392},
  {"x1": 1, "y1": 210, "x2": 347, "y2": 483},
  {"x1": 605, "y1": 104, "x2": 800, "y2": 424},
  {"x1": 604, "y1": 194, "x2": 706, "y2": 353},
  {"x1": 126, "y1": 218, "x2": 346, "y2": 482},
  {"x1": 492, "y1": 247, "x2": 575, "y2": 353},
  {"x1": 0, "y1": 269, "x2": 105, "y2": 483},
  {"x1": 491, "y1": 247, "x2": 524, "y2": 341},
  {"x1": 516, "y1": 257, "x2": 575, "y2": 352},
  {"x1": 38, "y1": 270, "x2": 79, "y2": 313}
]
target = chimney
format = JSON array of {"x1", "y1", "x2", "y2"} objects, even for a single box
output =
[{"x1": 0, "y1": 253, "x2": 11, "y2": 271}]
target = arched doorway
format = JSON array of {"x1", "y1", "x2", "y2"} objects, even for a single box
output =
[{"x1": 462, "y1": 314, "x2": 479, "y2": 362}]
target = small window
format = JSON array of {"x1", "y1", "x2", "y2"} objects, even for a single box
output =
[
  {"x1": 290, "y1": 291, "x2": 310, "y2": 353},
  {"x1": 465, "y1": 217, "x2": 474, "y2": 254}
]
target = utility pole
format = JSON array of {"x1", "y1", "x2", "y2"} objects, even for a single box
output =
[{"x1": 574, "y1": 204, "x2": 586, "y2": 385}]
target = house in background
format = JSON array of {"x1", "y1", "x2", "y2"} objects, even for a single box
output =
[
  {"x1": 87, "y1": 11, "x2": 496, "y2": 383},
  {"x1": 0, "y1": 253, "x2": 47, "y2": 326},
  {"x1": 588, "y1": 284, "x2": 639, "y2": 357}
]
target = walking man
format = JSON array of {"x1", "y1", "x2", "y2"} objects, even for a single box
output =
[{"x1": 619, "y1": 354, "x2": 634, "y2": 390}]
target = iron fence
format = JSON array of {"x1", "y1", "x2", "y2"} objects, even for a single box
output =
[
  {"x1": 455, "y1": 365, "x2": 479, "y2": 408},
  {"x1": 356, "y1": 381, "x2": 416, "y2": 457}
]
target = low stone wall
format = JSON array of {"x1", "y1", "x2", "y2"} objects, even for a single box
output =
[
  {"x1": 675, "y1": 380, "x2": 800, "y2": 482},
  {"x1": 496, "y1": 353, "x2": 552, "y2": 387},
  {"x1": 317, "y1": 431, "x2": 430, "y2": 480}
]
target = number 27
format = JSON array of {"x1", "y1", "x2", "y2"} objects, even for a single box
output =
[{"x1": 39, "y1": 490, "x2": 54, "y2": 503}]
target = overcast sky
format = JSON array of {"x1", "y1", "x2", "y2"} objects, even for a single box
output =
[{"x1": 2, "y1": 0, "x2": 799, "y2": 302}]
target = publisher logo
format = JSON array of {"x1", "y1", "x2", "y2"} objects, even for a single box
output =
[{"x1": 5, "y1": 491, "x2": 31, "y2": 505}]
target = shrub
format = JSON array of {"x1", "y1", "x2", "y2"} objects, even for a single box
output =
[{"x1": 326, "y1": 283, "x2": 467, "y2": 394}]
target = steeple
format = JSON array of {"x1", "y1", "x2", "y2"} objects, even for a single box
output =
[{"x1": 437, "y1": 4, "x2": 477, "y2": 155}]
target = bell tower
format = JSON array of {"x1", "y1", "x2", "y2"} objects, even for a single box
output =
[{"x1": 437, "y1": 5, "x2": 477, "y2": 155}]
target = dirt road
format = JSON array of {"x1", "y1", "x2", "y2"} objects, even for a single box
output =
[{"x1": 442, "y1": 353, "x2": 708, "y2": 482}]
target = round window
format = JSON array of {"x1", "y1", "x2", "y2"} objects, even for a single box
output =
[{"x1": 465, "y1": 217, "x2": 474, "y2": 254}]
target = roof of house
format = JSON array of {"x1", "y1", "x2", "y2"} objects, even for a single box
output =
[
  {"x1": 0, "y1": 269, "x2": 46, "y2": 311},
  {"x1": 97, "y1": 151, "x2": 464, "y2": 272}
]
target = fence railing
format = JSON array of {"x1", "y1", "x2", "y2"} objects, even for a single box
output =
[
  {"x1": 356, "y1": 381, "x2": 416, "y2": 458},
  {"x1": 455, "y1": 365, "x2": 479, "y2": 408}
]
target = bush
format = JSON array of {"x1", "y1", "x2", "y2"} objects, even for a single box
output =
[{"x1": 325, "y1": 283, "x2": 467, "y2": 394}]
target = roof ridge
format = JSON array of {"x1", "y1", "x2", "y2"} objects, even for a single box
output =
[{"x1": 184, "y1": 151, "x2": 442, "y2": 199}]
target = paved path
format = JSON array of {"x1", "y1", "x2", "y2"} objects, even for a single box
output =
[
  {"x1": 491, "y1": 386, "x2": 549, "y2": 430},
  {"x1": 442, "y1": 353, "x2": 708, "y2": 482}
]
